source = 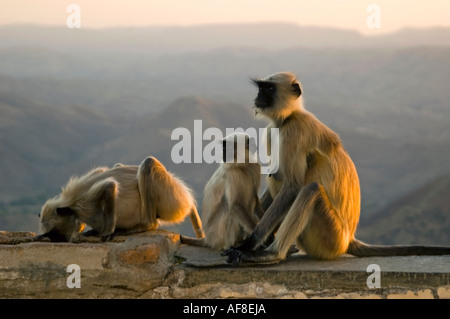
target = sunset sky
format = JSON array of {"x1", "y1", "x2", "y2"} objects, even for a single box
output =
[{"x1": 1, "y1": 0, "x2": 450, "y2": 34}]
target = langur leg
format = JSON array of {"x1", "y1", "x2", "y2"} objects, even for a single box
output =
[
  {"x1": 272, "y1": 182, "x2": 347, "y2": 260},
  {"x1": 137, "y1": 156, "x2": 159, "y2": 229},
  {"x1": 225, "y1": 182, "x2": 342, "y2": 265}
]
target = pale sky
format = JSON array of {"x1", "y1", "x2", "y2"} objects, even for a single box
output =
[{"x1": 1, "y1": 0, "x2": 449, "y2": 34}]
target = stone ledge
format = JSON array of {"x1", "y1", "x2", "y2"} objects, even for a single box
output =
[
  {"x1": 0, "y1": 230, "x2": 180, "y2": 298},
  {"x1": 0, "y1": 231, "x2": 449, "y2": 299},
  {"x1": 163, "y1": 245, "x2": 450, "y2": 299}
]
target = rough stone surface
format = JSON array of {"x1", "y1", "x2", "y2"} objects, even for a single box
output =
[
  {"x1": 117, "y1": 243, "x2": 161, "y2": 265},
  {"x1": 437, "y1": 286, "x2": 450, "y2": 299},
  {"x1": 0, "y1": 230, "x2": 180, "y2": 298},
  {"x1": 386, "y1": 289, "x2": 434, "y2": 299},
  {"x1": 163, "y1": 245, "x2": 450, "y2": 299},
  {"x1": 0, "y1": 231, "x2": 449, "y2": 299}
]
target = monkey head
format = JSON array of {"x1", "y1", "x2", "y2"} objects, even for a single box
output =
[
  {"x1": 38, "y1": 198, "x2": 85, "y2": 242},
  {"x1": 222, "y1": 132, "x2": 258, "y2": 165},
  {"x1": 252, "y1": 72, "x2": 302, "y2": 121}
]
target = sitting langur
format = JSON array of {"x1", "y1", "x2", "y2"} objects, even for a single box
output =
[
  {"x1": 223, "y1": 72, "x2": 450, "y2": 265},
  {"x1": 181, "y1": 132, "x2": 264, "y2": 250},
  {"x1": 38, "y1": 156, "x2": 204, "y2": 242}
]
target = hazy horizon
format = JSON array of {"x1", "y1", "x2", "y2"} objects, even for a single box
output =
[
  {"x1": 1, "y1": 0, "x2": 450, "y2": 35},
  {"x1": 2, "y1": 21, "x2": 449, "y2": 35}
]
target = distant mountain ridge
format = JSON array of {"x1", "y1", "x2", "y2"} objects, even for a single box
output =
[
  {"x1": 0, "y1": 92, "x2": 119, "y2": 201},
  {"x1": 1, "y1": 24, "x2": 450, "y2": 56}
]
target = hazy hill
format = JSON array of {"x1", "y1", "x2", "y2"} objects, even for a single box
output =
[
  {"x1": 357, "y1": 174, "x2": 450, "y2": 245},
  {"x1": 1, "y1": 46, "x2": 449, "y2": 137},
  {"x1": 1, "y1": 24, "x2": 450, "y2": 56},
  {"x1": 0, "y1": 92, "x2": 120, "y2": 201}
]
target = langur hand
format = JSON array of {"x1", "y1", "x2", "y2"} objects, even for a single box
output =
[{"x1": 221, "y1": 247, "x2": 245, "y2": 267}]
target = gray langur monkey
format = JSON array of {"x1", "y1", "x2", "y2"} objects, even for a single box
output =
[
  {"x1": 180, "y1": 132, "x2": 264, "y2": 250},
  {"x1": 223, "y1": 72, "x2": 450, "y2": 266},
  {"x1": 38, "y1": 156, "x2": 205, "y2": 242}
]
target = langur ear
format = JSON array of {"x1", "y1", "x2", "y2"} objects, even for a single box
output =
[
  {"x1": 292, "y1": 82, "x2": 302, "y2": 97},
  {"x1": 250, "y1": 78, "x2": 261, "y2": 87},
  {"x1": 56, "y1": 207, "x2": 75, "y2": 216}
]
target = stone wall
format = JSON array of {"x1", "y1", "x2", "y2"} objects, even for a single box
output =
[
  {"x1": 0, "y1": 230, "x2": 179, "y2": 298},
  {"x1": 0, "y1": 231, "x2": 449, "y2": 299}
]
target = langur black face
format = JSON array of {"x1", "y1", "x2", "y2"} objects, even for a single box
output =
[
  {"x1": 37, "y1": 228, "x2": 72, "y2": 242},
  {"x1": 252, "y1": 74, "x2": 302, "y2": 111},
  {"x1": 38, "y1": 205, "x2": 80, "y2": 242},
  {"x1": 223, "y1": 138, "x2": 244, "y2": 163},
  {"x1": 252, "y1": 80, "x2": 277, "y2": 109},
  {"x1": 222, "y1": 139, "x2": 228, "y2": 162},
  {"x1": 222, "y1": 133, "x2": 253, "y2": 164}
]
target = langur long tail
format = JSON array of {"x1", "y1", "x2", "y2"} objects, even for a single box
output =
[
  {"x1": 189, "y1": 206, "x2": 205, "y2": 238},
  {"x1": 347, "y1": 238, "x2": 450, "y2": 257},
  {"x1": 180, "y1": 235, "x2": 207, "y2": 247}
]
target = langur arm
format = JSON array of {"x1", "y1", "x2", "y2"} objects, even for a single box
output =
[
  {"x1": 98, "y1": 181, "x2": 118, "y2": 240},
  {"x1": 85, "y1": 179, "x2": 118, "y2": 241},
  {"x1": 254, "y1": 193, "x2": 265, "y2": 220},
  {"x1": 257, "y1": 187, "x2": 276, "y2": 246},
  {"x1": 260, "y1": 186, "x2": 273, "y2": 212}
]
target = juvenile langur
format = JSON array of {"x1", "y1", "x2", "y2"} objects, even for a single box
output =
[
  {"x1": 38, "y1": 156, "x2": 204, "y2": 242},
  {"x1": 181, "y1": 132, "x2": 264, "y2": 250},
  {"x1": 223, "y1": 72, "x2": 450, "y2": 265}
]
